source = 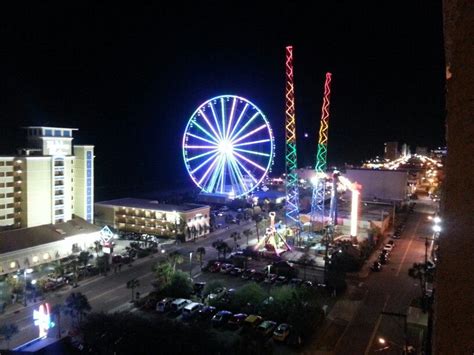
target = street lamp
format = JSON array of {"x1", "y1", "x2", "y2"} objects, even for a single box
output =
[
  {"x1": 432, "y1": 224, "x2": 441, "y2": 233},
  {"x1": 189, "y1": 252, "x2": 193, "y2": 279},
  {"x1": 433, "y1": 216, "x2": 441, "y2": 224},
  {"x1": 23, "y1": 268, "x2": 34, "y2": 306}
]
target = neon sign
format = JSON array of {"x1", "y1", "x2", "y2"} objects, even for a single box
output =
[{"x1": 33, "y1": 303, "x2": 54, "y2": 338}]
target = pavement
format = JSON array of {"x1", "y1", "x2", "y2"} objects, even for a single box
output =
[{"x1": 308, "y1": 197, "x2": 437, "y2": 355}]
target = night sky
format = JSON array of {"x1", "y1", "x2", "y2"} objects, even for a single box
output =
[{"x1": 0, "y1": 2, "x2": 445, "y2": 200}]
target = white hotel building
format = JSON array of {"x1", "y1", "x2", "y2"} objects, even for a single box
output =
[{"x1": 0, "y1": 127, "x2": 99, "y2": 274}]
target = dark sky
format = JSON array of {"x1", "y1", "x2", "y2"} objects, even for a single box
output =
[{"x1": 0, "y1": 2, "x2": 445, "y2": 199}]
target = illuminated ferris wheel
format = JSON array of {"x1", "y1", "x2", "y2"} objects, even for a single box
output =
[{"x1": 182, "y1": 95, "x2": 275, "y2": 198}]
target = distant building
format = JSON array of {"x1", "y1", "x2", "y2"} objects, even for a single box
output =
[
  {"x1": 345, "y1": 168, "x2": 409, "y2": 202},
  {"x1": 401, "y1": 143, "x2": 410, "y2": 157},
  {"x1": 384, "y1": 141, "x2": 399, "y2": 160},
  {"x1": 0, "y1": 127, "x2": 94, "y2": 230},
  {"x1": 95, "y1": 198, "x2": 210, "y2": 241},
  {"x1": 415, "y1": 146, "x2": 428, "y2": 155}
]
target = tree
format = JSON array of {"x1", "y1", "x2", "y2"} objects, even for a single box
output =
[
  {"x1": 212, "y1": 239, "x2": 224, "y2": 259},
  {"x1": 196, "y1": 247, "x2": 206, "y2": 270},
  {"x1": 252, "y1": 214, "x2": 264, "y2": 242},
  {"x1": 167, "y1": 251, "x2": 184, "y2": 272},
  {"x1": 162, "y1": 270, "x2": 193, "y2": 298},
  {"x1": 126, "y1": 279, "x2": 140, "y2": 302},
  {"x1": 64, "y1": 292, "x2": 91, "y2": 326},
  {"x1": 231, "y1": 283, "x2": 266, "y2": 314},
  {"x1": 212, "y1": 239, "x2": 232, "y2": 260},
  {"x1": 203, "y1": 280, "x2": 225, "y2": 298},
  {"x1": 153, "y1": 260, "x2": 174, "y2": 290},
  {"x1": 242, "y1": 229, "x2": 253, "y2": 246},
  {"x1": 298, "y1": 252, "x2": 315, "y2": 280},
  {"x1": 408, "y1": 262, "x2": 435, "y2": 309},
  {"x1": 51, "y1": 304, "x2": 63, "y2": 338},
  {"x1": 0, "y1": 323, "x2": 19, "y2": 349},
  {"x1": 231, "y1": 232, "x2": 241, "y2": 250},
  {"x1": 78, "y1": 251, "x2": 91, "y2": 267}
]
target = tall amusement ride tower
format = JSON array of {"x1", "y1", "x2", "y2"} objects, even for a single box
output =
[
  {"x1": 310, "y1": 72, "x2": 333, "y2": 226},
  {"x1": 284, "y1": 46, "x2": 300, "y2": 225}
]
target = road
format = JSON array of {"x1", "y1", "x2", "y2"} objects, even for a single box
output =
[{"x1": 334, "y1": 198, "x2": 436, "y2": 354}]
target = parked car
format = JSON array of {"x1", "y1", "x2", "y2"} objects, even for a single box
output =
[
  {"x1": 275, "y1": 276, "x2": 288, "y2": 285},
  {"x1": 209, "y1": 262, "x2": 222, "y2": 273},
  {"x1": 156, "y1": 297, "x2": 175, "y2": 313},
  {"x1": 289, "y1": 278, "x2": 303, "y2": 288},
  {"x1": 207, "y1": 287, "x2": 227, "y2": 301},
  {"x1": 220, "y1": 263, "x2": 234, "y2": 274},
  {"x1": 302, "y1": 280, "x2": 313, "y2": 288},
  {"x1": 383, "y1": 244, "x2": 394, "y2": 253},
  {"x1": 227, "y1": 313, "x2": 248, "y2": 330},
  {"x1": 182, "y1": 302, "x2": 204, "y2": 320},
  {"x1": 211, "y1": 310, "x2": 233, "y2": 327},
  {"x1": 387, "y1": 240, "x2": 395, "y2": 247},
  {"x1": 371, "y1": 261, "x2": 382, "y2": 272},
  {"x1": 243, "y1": 314, "x2": 263, "y2": 330},
  {"x1": 197, "y1": 306, "x2": 217, "y2": 320},
  {"x1": 251, "y1": 272, "x2": 266, "y2": 283},
  {"x1": 229, "y1": 267, "x2": 243, "y2": 276},
  {"x1": 241, "y1": 269, "x2": 256, "y2": 280},
  {"x1": 257, "y1": 320, "x2": 277, "y2": 337},
  {"x1": 264, "y1": 273, "x2": 278, "y2": 284},
  {"x1": 170, "y1": 298, "x2": 191, "y2": 314},
  {"x1": 193, "y1": 282, "x2": 206, "y2": 296},
  {"x1": 273, "y1": 323, "x2": 292, "y2": 342},
  {"x1": 379, "y1": 254, "x2": 389, "y2": 265}
]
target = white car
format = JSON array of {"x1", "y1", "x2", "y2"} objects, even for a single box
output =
[{"x1": 383, "y1": 244, "x2": 394, "y2": 253}]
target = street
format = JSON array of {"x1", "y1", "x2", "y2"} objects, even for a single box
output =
[{"x1": 333, "y1": 198, "x2": 436, "y2": 354}]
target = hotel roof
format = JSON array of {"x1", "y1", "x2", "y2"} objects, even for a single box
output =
[
  {"x1": 0, "y1": 217, "x2": 100, "y2": 254},
  {"x1": 95, "y1": 198, "x2": 209, "y2": 212}
]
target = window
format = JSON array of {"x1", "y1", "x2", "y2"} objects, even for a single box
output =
[
  {"x1": 54, "y1": 130, "x2": 61, "y2": 137},
  {"x1": 45, "y1": 129, "x2": 52, "y2": 136},
  {"x1": 63, "y1": 130, "x2": 71, "y2": 137}
]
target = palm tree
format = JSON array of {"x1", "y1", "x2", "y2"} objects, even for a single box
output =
[
  {"x1": 64, "y1": 292, "x2": 91, "y2": 326},
  {"x1": 167, "y1": 251, "x2": 184, "y2": 272},
  {"x1": 212, "y1": 239, "x2": 224, "y2": 259},
  {"x1": 51, "y1": 304, "x2": 63, "y2": 338},
  {"x1": 253, "y1": 215, "x2": 263, "y2": 242},
  {"x1": 0, "y1": 323, "x2": 19, "y2": 349},
  {"x1": 220, "y1": 242, "x2": 232, "y2": 260},
  {"x1": 242, "y1": 229, "x2": 253, "y2": 246},
  {"x1": 231, "y1": 232, "x2": 241, "y2": 250},
  {"x1": 126, "y1": 279, "x2": 140, "y2": 302},
  {"x1": 196, "y1": 247, "x2": 206, "y2": 270}
]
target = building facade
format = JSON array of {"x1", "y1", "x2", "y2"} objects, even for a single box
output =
[
  {"x1": 0, "y1": 127, "x2": 94, "y2": 230},
  {"x1": 95, "y1": 198, "x2": 211, "y2": 241},
  {"x1": 384, "y1": 141, "x2": 399, "y2": 160}
]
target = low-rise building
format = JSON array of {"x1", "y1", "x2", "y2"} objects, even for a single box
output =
[
  {"x1": 94, "y1": 198, "x2": 210, "y2": 241},
  {"x1": 0, "y1": 217, "x2": 100, "y2": 275}
]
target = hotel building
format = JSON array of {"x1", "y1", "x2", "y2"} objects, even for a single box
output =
[{"x1": 0, "y1": 126, "x2": 94, "y2": 229}]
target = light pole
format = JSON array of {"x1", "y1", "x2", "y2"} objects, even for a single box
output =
[
  {"x1": 22, "y1": 268, "x2": 33, "y2": 306},
  {"x1": 189, "y1": 252, "x2": 193, "y2": 279}
]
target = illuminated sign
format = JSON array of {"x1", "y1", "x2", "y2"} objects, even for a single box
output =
[{"x1": 33, "y1": 303, "x2": 54, "y2": 338}]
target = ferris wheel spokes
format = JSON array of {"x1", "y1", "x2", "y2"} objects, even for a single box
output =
[{"x1": 226, "y1": 97, "x2": 237, "y2": 140}]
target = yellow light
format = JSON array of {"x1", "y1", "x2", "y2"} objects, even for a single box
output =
[
  {"x1": 32, "y1": 256, "x2": 39, "y2": 263},
  {"x1": 9, "y1": 261, "x2": 16, "y2": 269}
]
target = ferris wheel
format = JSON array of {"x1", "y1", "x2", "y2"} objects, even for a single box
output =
[{"x1": 182, "y1": 95, "x2": 275, "y2": 198}]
